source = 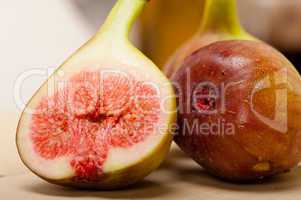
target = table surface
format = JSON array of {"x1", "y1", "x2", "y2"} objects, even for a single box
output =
[{"x1": 1, "y1": 147, "x2": 301, "y2": 200}]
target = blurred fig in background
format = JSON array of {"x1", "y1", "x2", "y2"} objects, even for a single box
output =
[
  {"x1": 164, "y1": 0, "x2": 254, "y2": 77},
  {"x1": 141, "y1": 0, "x2": 203, "y2": 68}
]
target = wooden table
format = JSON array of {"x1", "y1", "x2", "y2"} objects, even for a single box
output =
[{"x1": 1, "y1": 146, "x2": 301, "y2": 200}]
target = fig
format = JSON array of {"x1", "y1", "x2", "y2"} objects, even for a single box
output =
[
  {"x1": 164, "y1": 0, "x2": 254, "y2": 77},
  {"x1": 16, "y1": 0, "x2": 176, "y2": 189},
  {"x1": 172, "y1": 40, "x2": 301, "y2": 181}
]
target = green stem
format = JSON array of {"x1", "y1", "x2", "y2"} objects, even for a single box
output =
[
  {"x1": 200, "y1": 0, "x2": 245, "y2": 35},
  {"x1": 96, "y1": 0, "x2": 147, "y2": 41}
]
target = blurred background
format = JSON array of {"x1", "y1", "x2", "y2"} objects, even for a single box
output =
[
  {"x1": 141, "y1": 0, "x2": 301, "y2": 68},
  {"x1": 1, "y1": 0, "x2": 301, "y2": 175}
]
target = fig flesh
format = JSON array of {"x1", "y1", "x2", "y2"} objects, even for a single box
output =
[{"x1": 16, "y1": 0, "x2": 176, "y2": 189}]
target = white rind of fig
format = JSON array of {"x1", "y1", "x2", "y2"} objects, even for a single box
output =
[{"x1": 16, "y1": 0, "x2": 176, "y2": 189}]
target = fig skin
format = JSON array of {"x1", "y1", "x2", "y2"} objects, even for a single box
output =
[
  {"x1": 16, "y1": 0, "x2": 176, "y2": 190},
  {"x1": 164, "y1": 33, "x2": 223, "y2": 78},
  {"x1": 164, "y1": 0, "x2": 253, "y2": 78},
  {"x1": 172, "y1": 40, "x2": 301, "y2": 181},
  {"x1": 18, "y1": 133, "x2": 173, "y2": 190}
]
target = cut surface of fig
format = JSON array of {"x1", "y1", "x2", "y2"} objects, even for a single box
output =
[
  {"x1": 16, "y1": 0, "x2": 176, "y2": 189},
  {"x1": 23, "y1": 69, "x2": 161, "y2": 182}
]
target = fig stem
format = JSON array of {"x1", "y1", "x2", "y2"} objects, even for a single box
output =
[
  {"x1": 200, "y1": 0, "x2": 246, "y2": 36},
  {"x1": 96, "y1": 0, "x2": 147, "y2": 41}
]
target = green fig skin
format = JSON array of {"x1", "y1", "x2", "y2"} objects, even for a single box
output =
[
  {"x1": 164, "y1": 0, "x2": 254, "y2": 78},
  {"x1": 16, "y1": 0, "x2": 176, "y2": 190},
  {"x1": 172, "y1": 40, "x2": 301, "y2": 182},
  {"x1": 29, "y1": 135, "x2": 173, "y2": 190}
]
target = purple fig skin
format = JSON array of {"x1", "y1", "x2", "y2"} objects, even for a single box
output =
[
  {"x1": 164, "y1": 0, "x2": 254, "y2": 78},
  {"x1": 172, "y1": 40, "x2": 301, "y2": 181},
  {"x1": 164, "y1": 33, "x2": 220, "y2": 78}
]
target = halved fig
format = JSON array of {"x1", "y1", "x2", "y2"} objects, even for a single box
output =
[{"x1": 16, "y1": 0, "x2": 176, "y2": 189}]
